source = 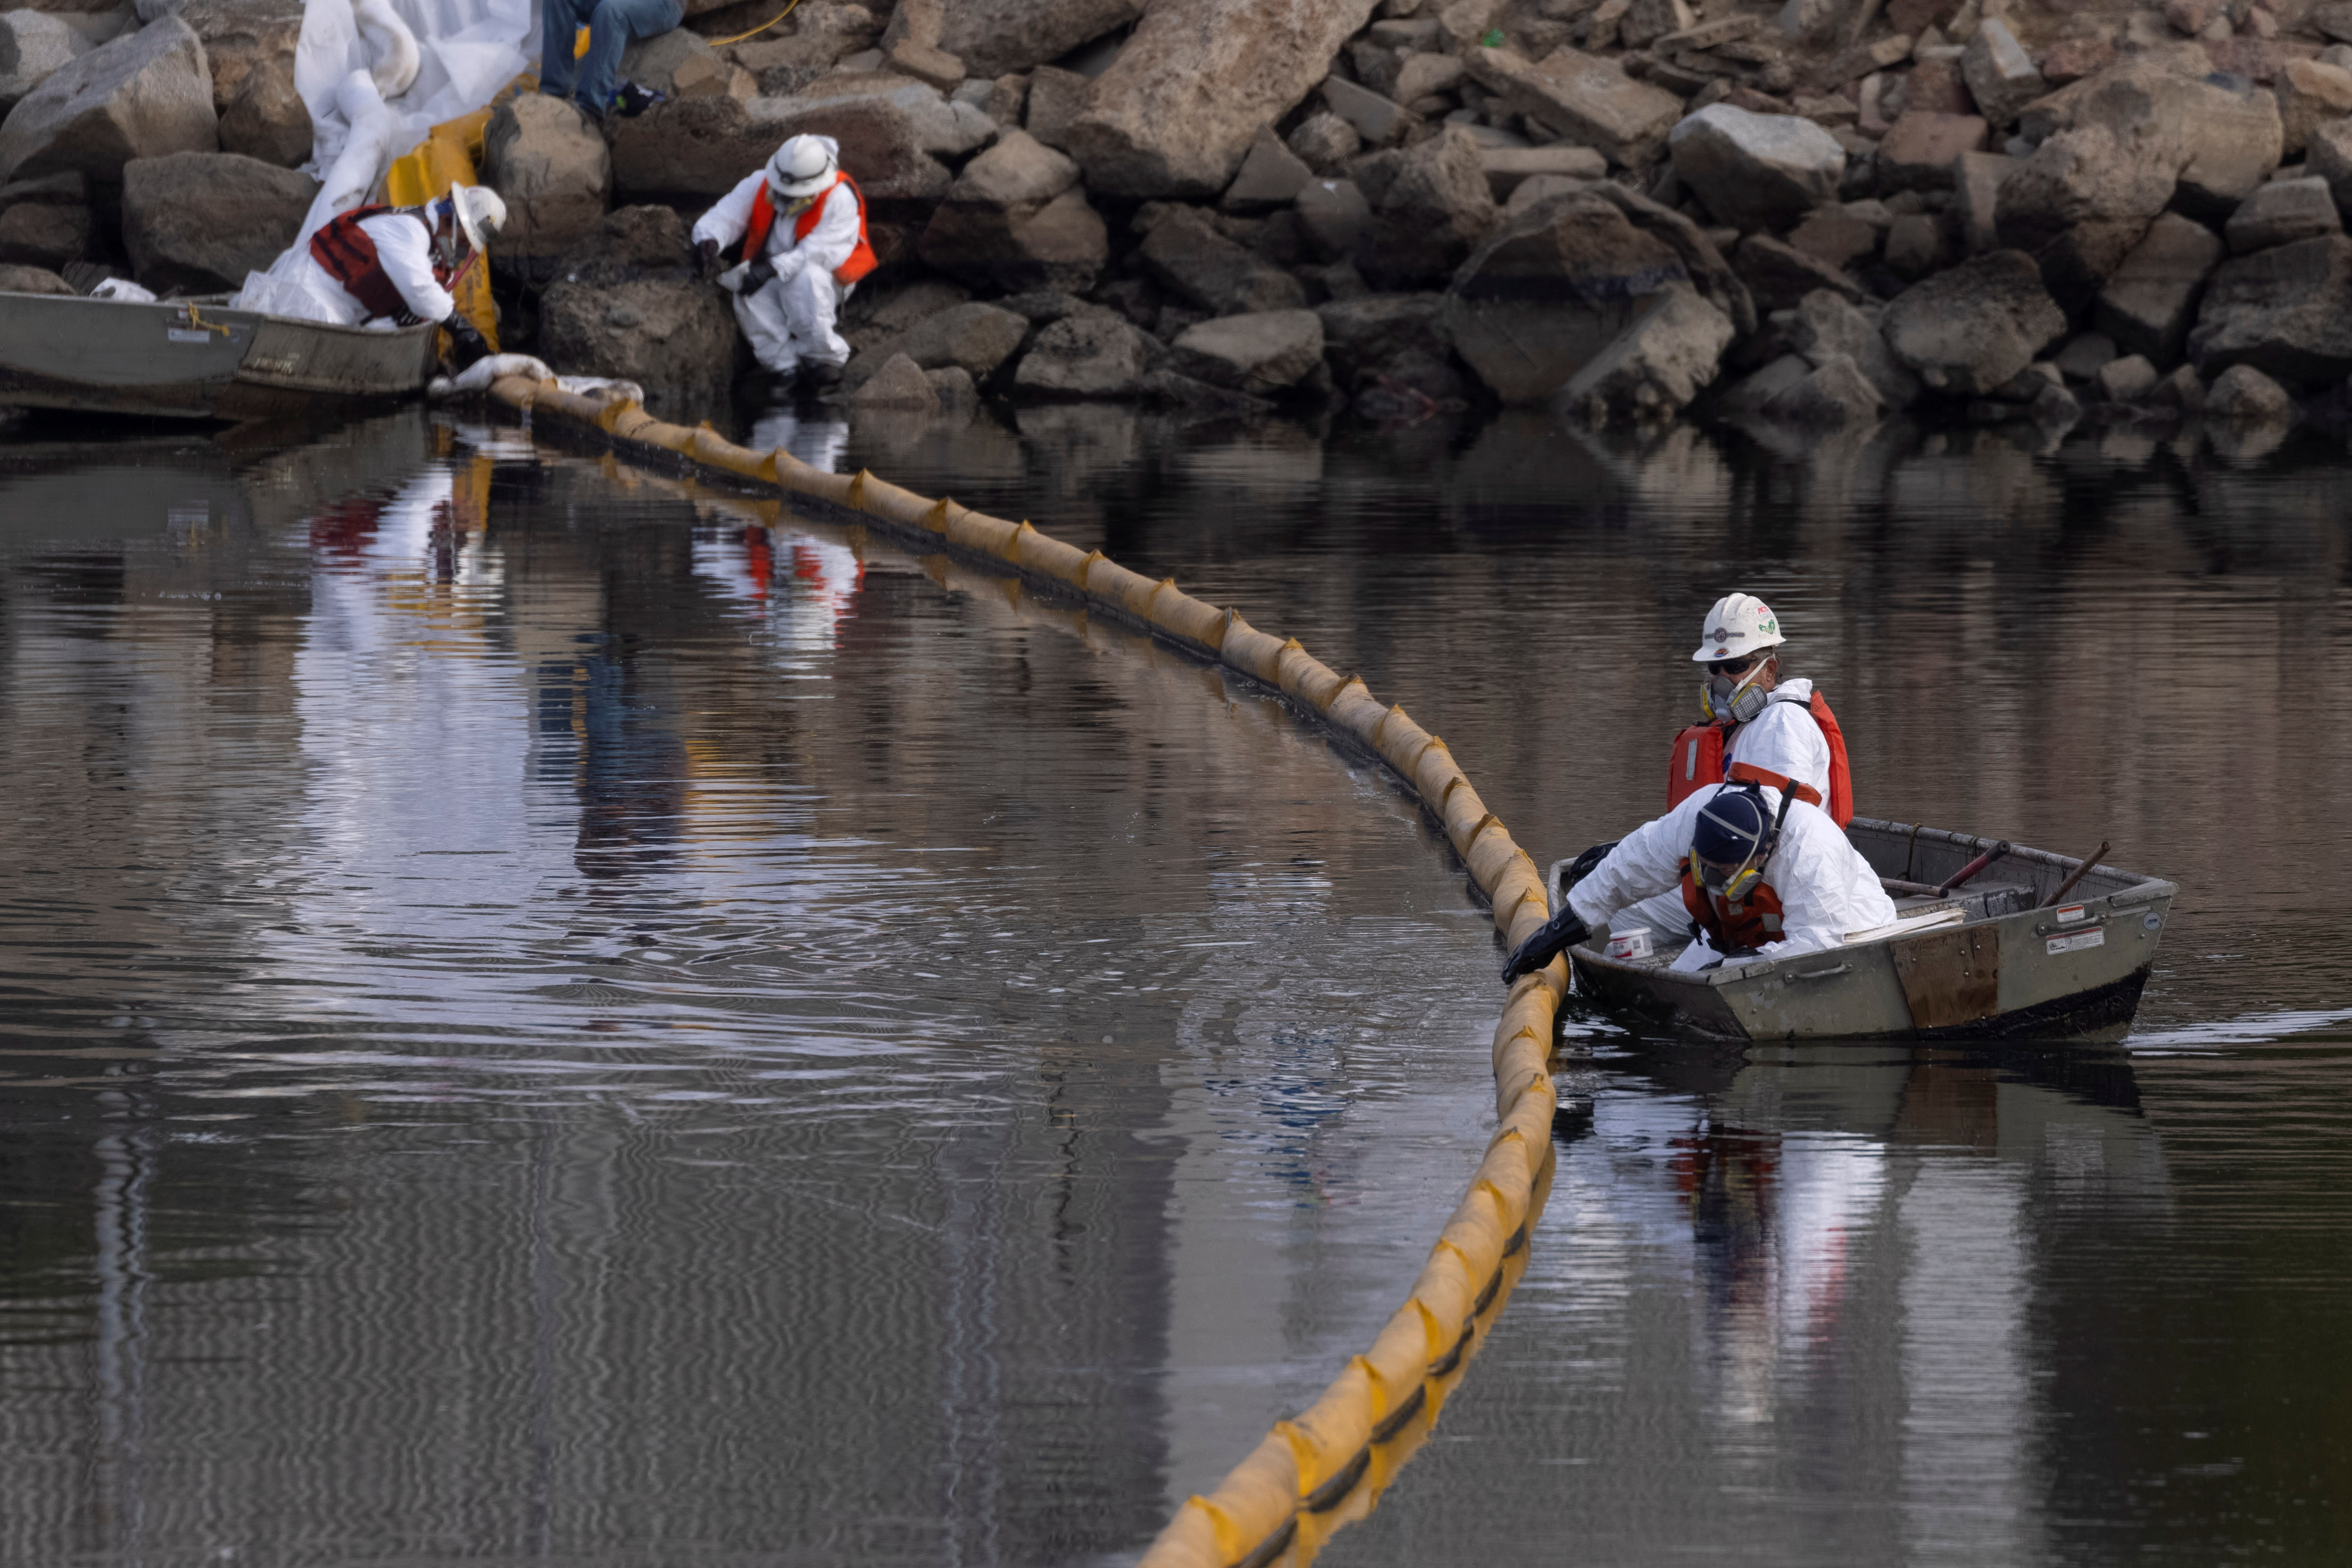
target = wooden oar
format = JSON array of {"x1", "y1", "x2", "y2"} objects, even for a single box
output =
[{"x1": 2040, "y1": 841, "x2": 2112, "y2": 909}]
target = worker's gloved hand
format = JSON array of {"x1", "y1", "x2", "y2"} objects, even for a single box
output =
[
  {"x1": 1500, "y1": 906, "x2": 1590, "y2": 984},
  {"x1": 442, "y1": 313, "x2": 491, "y2": 371},
  {"x1": 694, "y1": 238, "x2": 721, "y2": 281},
  {"x1": 718, "y1": 258, "x2": 776, "y2": 295}
]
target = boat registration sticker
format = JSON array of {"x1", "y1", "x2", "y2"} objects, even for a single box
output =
[
  {"x1": 2047, "y1": 928, "x2": 2105, "y2": 956},
  {"x1": 2055, "y1": 904, "x2": 2088, "y2": 923},
  {"x1": 167, "y1": 328, "x2": 214, "y2": 344}
]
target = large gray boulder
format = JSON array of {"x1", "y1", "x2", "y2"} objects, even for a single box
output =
[
  {"x1": 731, "y1": 6, "x2": 884, "y2": 96},
  {"x1": 1222, "y1": 127, "x2": 1314, "y2": 212},
  {"x1": 2093, "y1": 213, "x2": 2222, "y2": 362},
  {"x1": 1356, "y1": 124, "x2": 1497, "y2": 290},
  {"x1": 1316, "y1": 293, "x2": 1455, "y2": 391},
  {"x1": 1760, "y1": 354, "x2": 1886, "y2": 429},
  {"x1": 1570, "y1": 178, "x2": 1755, "y2": 335},
  {"x1": 1733, "y1": 232, "x2": 1863, "y2": 311},
  {"x1": 0, "y1": 191, "x2": 86, "y2": 266},
  {"x1": 1063, "y1": 0, "x2": 1380, "y2": 197},
  {"x1": 2006, "y1": 58, "x2": 2280, "y2": 258},
  {"x1": 1013, "y1": 308, "x2": 1157, "y2": 396},
  {"x1": 482, "y1": 93, "x2": 611, "y2": 261},
  {"x1": 2224, "y1": 176, "x2": 2340, "y2": 255},
  {"x1": 0, "y1": 10, "x2": 90, "y2": 117},
  {"x1": 917, "y1": 129, "x2": 1107, "y2": 292},
  {"x1": 2308, "y1": 117, "x2": 2352, "y2": 216},
  {"x1": 1993, "y1": 76, "x2": 2186, "y2": 310},
  {"x1": 120, "y1": 148, "x2": 311, "y2": 292},
  {"x1": 2204, "y1": 361, "x2": 2295, "y2": 422},
  {"x1": 1135, "y1": 202, "x2": 1305, "y2": 315},
  {"x1": 1959, "y1": 19, "x2": 2046, "y2": 129},
  {"x1": 174, "y1": 0, "x2": 299, "y2": 112},
  {"x1": 216, "y1": 51, "x2": 304, "y2": 164},
  {"x1": 938, "y1": 0, "x2": 1143, "y2": 78},
  {"x1": 846, "y1": 300, "x2": 1030, "y2": 387},
  {"x1": 2274, "y1": 58, "x2": 2352, "y2": 159},
  {"x1": 2188, "y1": 233, "x2": 2352, "y2": 388},
  {"x1": 1555, "y1": 283, "x2": 1735, "y2": 426},
  {"x1": 1881, "y1": 249, "x2": 2067, "y2": 395},
  {"x1": 1169, "y1": 308, "x2": 1325, "y2": 393},
  {"x1": 619, "y1": 28, "x2": 729, "y2": 99},
  {"x1": 1668, "y1": 106, "x2": 1844, "y2": 232},
  {"x1": 1443, "y1": 190, "x2": 1689, "y2": 403},
  {"x1": 1462, "y1": 46, "x2": 1683, "y2": 168},
  {"x1": 611, "y1": 92, "x2": 950, "y2": 210},
  {"x1": 1787, "y1": 289, "x2": 1918, "y2": 408},
  {"x1": 790, "y1": 72, "x2": 993, "y2": 157},
  {"x1": 0, "y1": 259, "x2": 70, "y2": 292},
  {"x1": 0, "y1": 15, "x2": 216, "y2": 184},
  {"x1": 541, "y1": 273, "x2": 738, "y2": 415}
]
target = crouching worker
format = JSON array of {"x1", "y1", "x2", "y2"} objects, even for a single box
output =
[
  {"x1": 1500, "y1": 781, "x2": 1896, "y2": 983},
  {"x1": 294, "y1": 185, "x2": 506, "y2": 369},
  {"x1": 691, "y1": 134, "x2": 875, "y2": 393}
]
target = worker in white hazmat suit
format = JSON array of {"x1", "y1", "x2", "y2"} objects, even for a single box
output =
[
  {"x1": 1667, "y1": 592, "x2": 1854, "y2": 823},
  {"x1": 690, "y1": 134, "x2": 876, "y2": 392},
  {"x1": 1500, "y1": 782, "x2": 1897, "y2": 982},
  {"x1": 1602, "y1": 591, "x2": 1861, "y2": 954},
  {"x1": 288, "y1": 184, "x2": 506, "y2": 368}
]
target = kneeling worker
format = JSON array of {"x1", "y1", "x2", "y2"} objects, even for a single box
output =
[
  {"x1": 692, "y1": 134, "x2": 876, "y2": 393},
  {"x1": 296, "y1": 185, "x2": 505, "y2": 368},
  {"x1": 1500, "y1": 780, "x2": 1896, "y2": 983}
]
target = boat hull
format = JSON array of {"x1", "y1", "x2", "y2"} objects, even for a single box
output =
[
  {"x1": 1561, "y1": 818, "x2": 2176, "y2": 1045},
  {"x1": 0, "y1": 289, "x2": 436, "y2": 419}
]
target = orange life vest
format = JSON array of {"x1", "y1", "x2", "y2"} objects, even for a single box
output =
[
  {"x1": 1666, "y1": 689, "x2": 1854, "y2": 827},
  {"x1": 1680, "y1": 859, "x2": 1787, "y2": 952},
  {"x1": 308, "y1": 204, "x2": 454, "y2": 322},
  {"x1": 743, "y1": 173, "x2": 878, "y2": 284}
]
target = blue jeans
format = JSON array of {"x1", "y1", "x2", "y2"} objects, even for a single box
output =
[{"x1": 540, "y1": 0, "x2": 683, "y2": 117}]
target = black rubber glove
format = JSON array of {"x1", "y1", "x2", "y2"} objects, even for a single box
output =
[
  {"x1": 1501, "y1": 906, "x2": 1590, "y2": 984},
  {"x1": 695, "y1": 237, "x2": 721, "y2": 280},
  {"x1": 443, "y1": 314, "x2": 491, "y2": 371},
  {"x1": 741, "y1": 255, "x2": 777, "y2": 293}
]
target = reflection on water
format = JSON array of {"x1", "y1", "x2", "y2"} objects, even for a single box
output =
[{"x1": 0, "y1": 404, "x2": 2349, "y2": 1564}]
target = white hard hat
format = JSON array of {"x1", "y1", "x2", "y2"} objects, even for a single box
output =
[
  {"x1": 449, "y1": 183, "x2": 506, "y2": 251},
  {"x1": 1691, "y1": 592, "x2": 1786, "y2": 662},
  {"x1": 767, "y1": 133, "x2": 839, "y2": 199}
]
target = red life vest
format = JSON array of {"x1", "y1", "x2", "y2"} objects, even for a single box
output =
[
  {"x1": 743, "y1": 173, "x2": 878, "y2": 284},
  {"x1": 309, "y1": 204, "x2": 453, "y2": 322},
  {"x1": 1666, "y1": 689, "x2": 1854, "y2": 827},
  {"x1": 1679, "y1": 858, "x2": 1787, "y2": 952}
]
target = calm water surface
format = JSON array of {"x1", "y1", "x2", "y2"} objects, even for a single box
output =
[{"x1": 1, "y1": 402, "x2": 2347, "y2": 1566}]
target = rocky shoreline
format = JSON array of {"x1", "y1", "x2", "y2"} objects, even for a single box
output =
[{"x1": 3, "y1": 0, "x2": 2352, "y2": 436}]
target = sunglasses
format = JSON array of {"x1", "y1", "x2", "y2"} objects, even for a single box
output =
[{"x1": 1705, "y1": 655, "x2": 1762, "y2": 677}]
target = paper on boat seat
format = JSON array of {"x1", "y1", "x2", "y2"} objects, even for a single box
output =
[{"x1": 1843, "y1": 906, "x2": 1965, "y2": 946}]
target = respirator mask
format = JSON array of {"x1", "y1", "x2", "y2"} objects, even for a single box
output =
[
  {"x1": 1691, "y1": 783, "x2": 1779, "y2": 906},
  {"x1": 1699, "y1": 653, "x2": 1771, "y2": 725}
]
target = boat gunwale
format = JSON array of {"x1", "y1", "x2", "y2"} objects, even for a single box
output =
[{"x1": 0, "y1": 285, "x2": 435, "y2": 347}]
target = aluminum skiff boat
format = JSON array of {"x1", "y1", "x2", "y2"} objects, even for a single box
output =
[
  {"x1": 0, "y1": 287, "x2": 436, "y2": 420},
  {"x1": 1554, "y1": 819, "x2": 2176, "y2": 1044}
]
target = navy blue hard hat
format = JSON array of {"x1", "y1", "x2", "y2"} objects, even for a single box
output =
[{"x1": 1692, "y1": 785, "x2": 1773, "y2": 895}]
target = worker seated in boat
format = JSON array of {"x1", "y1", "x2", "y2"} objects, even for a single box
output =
[
  {"x1": 1671, "y1": 591, "x2": 1852, "y2": 826},
  {"x1": 1500, "y1": 781, "x2": 1896, "y2": 982},
  {"x1": 1598, "y1": 590, "x2": 1859, "y2": 953},
  {"x1": 292, "y1": 184, "x2": 506, "y2": 370},
  {"x1": 691, "y1": 133, "x2": 876, "y2": 396}
]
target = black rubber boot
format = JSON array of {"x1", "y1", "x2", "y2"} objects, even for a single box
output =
[{"x1": 800, "y1": 361, "x2": 845, "y2": 398}]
